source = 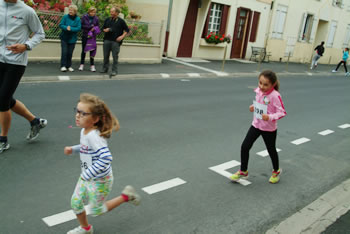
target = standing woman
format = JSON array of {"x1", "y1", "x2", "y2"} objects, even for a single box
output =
[
  {"x1": 59, "y1": 4, "x2": 81, "y2": 72},
  {"x1": 79, "y1": 7, "x2": 100, "y2": 72}
]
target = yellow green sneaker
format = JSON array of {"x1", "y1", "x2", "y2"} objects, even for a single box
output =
[
  {"x1": 269, "y1": 169, "x2": 282, "y2": 184},
  {"x1": 230, "y1": 170, "x2": 248, "y2": 182}
]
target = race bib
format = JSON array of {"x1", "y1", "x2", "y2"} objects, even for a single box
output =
[
  {"x1": 253, "y1": 101, "x2": 267, "y2": 119},
  {"x1": 80, "y1": 154, "x2": 92, "y2": 172}
]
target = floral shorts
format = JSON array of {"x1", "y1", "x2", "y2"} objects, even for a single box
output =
[{"x1": 71, "y1": 174, "x2": 113, "y2": 216}]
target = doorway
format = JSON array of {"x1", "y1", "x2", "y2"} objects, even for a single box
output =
[{"x1": 231, "y1": 7, "x2": 252, "y2": 59}]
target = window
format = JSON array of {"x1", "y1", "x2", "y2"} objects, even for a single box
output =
[
  {"x1": 272, "y1": 5, "x2": 288, "y2": 39},
  {"x1": 326, "y1": 21, "x2": 338, "y2": 47},
  {"x1": 249, "y1": 11, "x2": 260, "y2": 42},
  {"x1": 343, "y1": 24, "x2": 350, "y2": 48},
  {"x1": 299, "y1": 13, "x2": 317, "y2": 42},
  {"x1": 202, "y1": 3, "x2": 230, "y2": 37}
]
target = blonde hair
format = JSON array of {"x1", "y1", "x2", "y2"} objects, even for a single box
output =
[
  {"x1": 88, "y1": 6, "x2": 97, "y2": 13},
  {"x1": 69, "y1": 4, "x2": 78, "y2": 13},
  {"x1": 79, "y1": 93, "x2": 120, "y2": 138}
]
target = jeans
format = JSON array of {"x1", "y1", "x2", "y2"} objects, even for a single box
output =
[
  {"x1": 80, "y1": 36, "x2": 94, "y2": 66},
  {"x1": 311, "y1": 54, "x2": 321, "y2": 68},
  {"x1": 60, "y1": 40, "x2": 76, "y2": 68},
  {"x1": 103, "y1": 40, "x2": 120, "y2": 73}
]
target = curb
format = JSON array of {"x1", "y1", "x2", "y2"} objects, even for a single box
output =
[
  {"x1": 21, "y1": 71, "x2": 338, "y2": 83},
  {"x1": 266, "y1": 178, "x2": 350, "y2": 234}
]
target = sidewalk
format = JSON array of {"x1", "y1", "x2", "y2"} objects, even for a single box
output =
[
  {"x1": 21, "y1": 57, "x2": 350, "y2": 233},
  {"x1": 22, "y1": 58, "x2": 346, "y2": 82}
]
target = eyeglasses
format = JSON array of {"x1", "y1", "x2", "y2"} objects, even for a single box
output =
[{"x1": 74, "y1": 107, "x2": 92, "y2": 117}]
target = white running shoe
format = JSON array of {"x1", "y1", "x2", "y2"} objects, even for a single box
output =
[
  {"x1": 122, "y1": 185, "x2": 141, "y2": 205},
  {"x1": 0, "y1": 142, "x2": 10, "y2": 154},
  {"x1": 90, "y1": 65, "x2": 96, "y2": 72},
  {"x1": 332, "y1": 70, "x2": 337, "y2": 73},
  {"x1": 61, "y1": 67, "x2": 67, "y2": 72},
  {"x1": 68, "y1": 67, "x2": 74, "y2": 72},
  {"x1": 67, "y1": 225, "x2": 93, "y2": 234},
  {"x1": 27, "y1": 118, "x2": 47, "y2": 141},
  {"x1": 79, "y1": 64, "x2": 84, "y2": 71}
]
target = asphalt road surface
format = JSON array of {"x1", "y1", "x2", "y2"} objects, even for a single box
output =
[{"x1": 0, "y1": 74, "x2": 349, "y2": 234}]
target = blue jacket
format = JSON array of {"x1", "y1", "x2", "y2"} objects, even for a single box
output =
[
  {"x1": 342, "y1": 50, "x2": 349, "y2": 61},
  {"x1": 59, "y1": 14, "x2": 81, "y2": 44}
]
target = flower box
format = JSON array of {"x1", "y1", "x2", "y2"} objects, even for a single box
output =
[{"x1": 200, "y1": 39, "x2": 227, "y2": 48}]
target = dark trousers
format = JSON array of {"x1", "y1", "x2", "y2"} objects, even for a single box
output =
[
  {"x1": 103, "y1": 40, "x2": 120, "y2": 73},
  {"x1": 60, "y1": 40, "x2": 76, "y2": 68},
  {"x1": 80, "y1": 36, "x2": 94, "y2": 66},
  {"x1": 240, "y1": 126, "x2": 279, "y2": 171},
  {"x1": 0, "y1": 62, "x2": 26, "y2": 111},
  {"x1": 335, "y1": 60, "x2": 348, "y2": 72}
]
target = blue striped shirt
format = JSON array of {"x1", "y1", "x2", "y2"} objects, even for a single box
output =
[{"x1": 73, "y1": 129, "x2": 113, "y2": 180}]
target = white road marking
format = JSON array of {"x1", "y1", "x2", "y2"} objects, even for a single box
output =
[
  {"x1": 58, "y1": 76, "x2": 70, "y2": 81},
  {"x1": 256, "y1": 148, "x2": 282, "y2": 157},
  {"x1": 142, "y1": 178, "x2": 186, "y2": 195},
  {"x1": 291, "y1": 137, "x2": 311, "y2": 145},
  {"x1": 338, "y1": 123, "x2": 350, "y2": 129},
  {"x1": 318, "y1": 129, "x2": 334, "y2": 136},
  {"x1": 209, "y1": 160, "x2": 251, "y2": 186},
  {"x1": 187, "y1": 73, "x2": 200, "y2": 77},
  {"x1": 43, "y1": 205, "x2": 90, "y2": 227},
  {"x1": 160, "y1": 73, "x2": 170, "y2": 78},
  {"x1": 165, "y1": 58, "x2": 228, "y2": 76},
  {"x1": 181, "y1": 79, "x2": 191, "y2": 82}
]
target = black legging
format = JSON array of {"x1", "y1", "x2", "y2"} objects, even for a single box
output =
[
  {"x1": 0, "y1": 62, "x2": 26, "y2": 111},
  {"x1": 240, "y1": 125, "x2": 279, "y2": 171},
  {"x1": 335, "y1": 61, "x2": 348, "y2": 72}
]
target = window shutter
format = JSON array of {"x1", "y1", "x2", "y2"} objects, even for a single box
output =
[
  {"x1": 249, "y1": 11, "x2": 260, "y2": 42},
  {"x1": 327, "y1": 21, "x2": 337, "y2": 47},
  {"x1": 309, "y1": 17, "x2": 318, "y2": 43},
  {"x1": 298, "y1": 13, "x2": 307, "y2": 41},
  {"x1": 219, "y1": 5, "x2": 229, "y2": 35},
  {"x1": 202, "y1": 3, "x2": 212, "y2": 38}
]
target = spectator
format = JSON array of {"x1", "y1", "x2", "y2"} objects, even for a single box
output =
[
  {"x1": 59, "y1": 4, "x2": 81, "y2": 72},
  {"x1": 100, "y1": 7, "x2": 129, "y2": 77},
  {"x1": 0, "y1": 0, "x2": 47, "y2": 154},
  {"x1": 79, "y1": 7, "x2": 100, "y2": 72}
]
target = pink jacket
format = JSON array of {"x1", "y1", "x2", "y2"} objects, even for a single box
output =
[{"x1": 252, "y1": 87, "x2": 286, "y2": 132}]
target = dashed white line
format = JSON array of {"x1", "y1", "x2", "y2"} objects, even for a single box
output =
[
  {"x1": 256, "y1": 148, "x2": 282, "y2": 157},
  {"x1": 209, "y1": 160, "x2": 251, "y2": 186},
  {"x1": 180, "y1": 79, "x2": 191, "y2": 82},
  {"x1": 338, "y1": 124, "x2": 350, "y2": 129},
  {"x1": 187, "y1": 73, "x2": 200, "y2": 77},
  {"x1": 43, "y1": 205, "x2": 90, "y2": 227},
  {"x1": 142, "y1": 178, "x2": 186, "y2": 195},
  {"x1": 318, "y1": 129, "x2": 334, "y2": 136},
  {"x1": 58, "y1": 76, "x2": 70, "y2": 81},
  {"x1": 291, "y1": 137, "x2": 311, "y2": 145},
  {"x1": 160, "y1": 73, "x2": 170, "y2": 78}
]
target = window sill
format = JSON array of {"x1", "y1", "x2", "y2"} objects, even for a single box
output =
[{"x1": 200, "y1": 39, "x2": 227, "y2": 48}]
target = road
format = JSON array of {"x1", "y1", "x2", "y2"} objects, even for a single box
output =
[{"x1": 0, "y1": 74, "x2": 349, "y2": 234}]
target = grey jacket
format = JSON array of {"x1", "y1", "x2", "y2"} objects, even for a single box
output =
[{"x1": 0, "y1": 0, "x2": 45, "y2": 66}]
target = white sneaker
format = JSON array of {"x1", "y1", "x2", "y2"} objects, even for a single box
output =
[
  {"x1": 332, "y1": 70, "x2": 337, "y2": 73},
  {"x1": 61, "y1": 67, "x2": 67, "y2": 72},
  {"x1": 310, "y1": 66, "x2": 313, "y2": 70},
  {"x1": 122, "y1": 185, "x2": 141, "y2": 205},
  {"x1": 79, "y1": 64, "x2": 84, "y2": 71},
  {"x1": 67, "y1": 225, "x2": 93, "y2": 234},
  {"x1": 346, "y1": 72, "x2": 350, "y2": 76},
  {"x1": 90, "y1": 65, "x2": 96, "y2": 72},
  {"x1": 68, "y1": 67, "x2": 74, "y2": 72}
]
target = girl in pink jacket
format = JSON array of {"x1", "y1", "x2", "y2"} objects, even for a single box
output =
[{"x1": 230, "y1": 70, "x2": 286, "y2": 184}]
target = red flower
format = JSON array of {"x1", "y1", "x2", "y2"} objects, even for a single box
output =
[{"x1": 215, "y1": 35, "x2": 218, "y2": 39}]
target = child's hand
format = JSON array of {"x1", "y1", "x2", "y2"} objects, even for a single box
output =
[
  {"x1": 64, "y1": 146, "x2": 73, "y2": 155},
  {"x1": 262, "y1": 114, "x2": 269, "y2": 121},
  {"x1": 249, "y1": 105, "x2": 254, "y2": 112}
]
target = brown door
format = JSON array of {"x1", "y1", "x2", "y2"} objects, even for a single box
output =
[
  {"x1": 231, "y1": 8, "x2": 252, "y2": 58},
  {"x1": 177, "y1": 0, "x2": 199, "y2": 57}
]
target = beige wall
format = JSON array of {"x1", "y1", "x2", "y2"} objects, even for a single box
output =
[
  {"x1": 127, "y1": 0, "x2": 169, "y2": 22},
  {"x1": 266, "y1": 0, "x2": 350, "y2": 64},
  {"x1": 28, "y1": 40, "x2": 162, "y2": 63}
]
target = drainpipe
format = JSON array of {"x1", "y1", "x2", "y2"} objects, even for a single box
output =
[{"x1": 264, "y1": 0, "x2": 274, "y2": 49}]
